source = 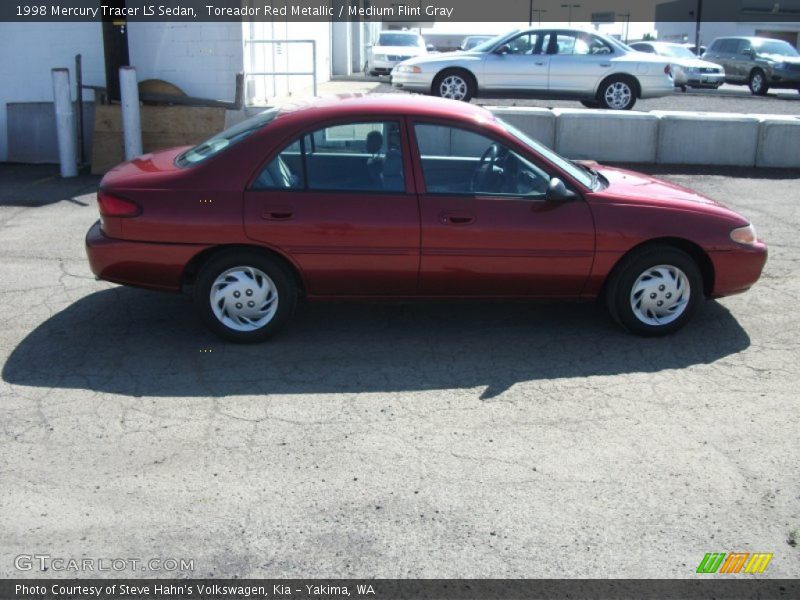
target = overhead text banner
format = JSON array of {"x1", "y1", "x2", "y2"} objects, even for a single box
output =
[{"x1": 4, "y1": 0, "x2": 800, "y2": 23}]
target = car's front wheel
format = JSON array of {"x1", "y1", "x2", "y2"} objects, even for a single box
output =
[
  {"x1": 598, "y1": 76, "x2": 637, "y2": 110},
  {"x1": 605, "y1": 245, "x2": 703, "y2": 336},
  {"x1": 194, "y1": 250, "x2": 297, "y2": 343},
  {"x1": 749, "y1": 69, "x2": 769, "y2": 95},
  {"x1": 432, "y1": 70, "x2": 475, "y2": 102}
]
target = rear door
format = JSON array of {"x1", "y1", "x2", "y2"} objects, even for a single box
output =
[
  {"x1": 546, "y1": 31, "x2": 616, "y2": 94},
  {"x1": 244, "y1": 119, "x2": 420, "y2": 296},
  {"x1": 409, "y1": 121, "x2": 595, "y2": 297}
]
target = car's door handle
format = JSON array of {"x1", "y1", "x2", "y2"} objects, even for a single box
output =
[
  {"x1": 262, "y1": 210, "x2": 293, "y2": 221},
  {"x1": 439, "y1": 212, "x2": 475, "y2": 225},
  {"x1": 599, "y1": 63, "x2": 611, "y2": 67},
  {"x1": 535, "y1": 61, "x2": 546, "y2": 66}
]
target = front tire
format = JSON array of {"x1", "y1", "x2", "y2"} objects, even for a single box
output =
[
  {"x1": 598, "y1": 76, "x2": 637, "y2": 110},
  {"x1": 432, "y1": 70, "x2": 475, "y2": 102},
  {"x1": 605, "y1": 245, "x2": 703, "y2": 336},
  {"x1": 194, "y1": 250, "x2": 297, "y2": 343},
  {"x1": 749, "y1": 69, "x2": 769, "y2": 95}
]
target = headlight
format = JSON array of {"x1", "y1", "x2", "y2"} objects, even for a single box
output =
[
  {"x1": 730, "y1": 223, "x2": 758, "y2": 246},
  {"x1": 396, "y1": 65, "x2": 422, "y2": 74},
  {"x1": 373, "y1": 54, "x2": 387, "y2": 61},
  {"x1": 773, "y1": 61, "x2": 787, "y2": 70},
  {"x1": 686, "y1": 67, "x2": 699, "y2": 74}
]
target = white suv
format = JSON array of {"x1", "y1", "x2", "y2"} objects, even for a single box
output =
[{"x1": 368, "y1": 31, "x2": 429, "y2": 77}]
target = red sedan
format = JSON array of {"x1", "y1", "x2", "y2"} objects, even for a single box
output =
[{"x1": 86, "y1": 95, "x2": 767, "y2": 342}]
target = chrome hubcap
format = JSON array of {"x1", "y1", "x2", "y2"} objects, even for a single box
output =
[
  {"x1": 604, "y1": 82, "x2": 632, "y2": 109},
  {"x1": 440, "y1": 75, "x2": 467, "y2": 100},
  {"x1": 630, "y1": 265, "x2": 690, "y2": 326},
  {"x1": 210, "y1": 266, "x2": 278, "y2": 332},
  {"x1": 752, "y1": 73, "x2": 763, "y2": 91}
]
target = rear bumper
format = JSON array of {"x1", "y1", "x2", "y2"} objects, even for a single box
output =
[
  {"x1": 85, "y1": 220, "x2": 208, "y2": 292},
  {"x1": 709, "y1": 242, "x2": 768, "y2": 298}
]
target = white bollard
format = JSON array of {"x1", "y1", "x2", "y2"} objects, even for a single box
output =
[
  {"x1": 51, "y1": 68, "x2": 77, "y2": 178},
  {"x1": 119, "y1": 66, "x2": 143, "y2": 160}
]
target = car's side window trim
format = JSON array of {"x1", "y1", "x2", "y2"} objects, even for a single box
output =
[{"x1": 247, "y1": 117, "x2": 412, "y2": 195}]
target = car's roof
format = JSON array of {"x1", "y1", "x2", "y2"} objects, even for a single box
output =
[{"x1": 275, "y1": 94, "x2": 494, "y2": 122}]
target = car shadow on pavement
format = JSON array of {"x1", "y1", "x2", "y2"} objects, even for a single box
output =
[{"x1": 2, "y1": 287, "x2": 750, "y2": 399}]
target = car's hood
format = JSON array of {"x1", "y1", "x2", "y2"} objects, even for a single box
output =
[
  {"x1": 668, "y1": 57, "x2": 722, "y2": 70},
  {"x1": 373, "y1": 45, "x2": 426, "y2": 56},
  {"x1": 759, "y1": 53, "x2": 800, "y2": 64},
  {"x1": 100, "y1": 145, "x2": 190, "y2": 189},
  {"x1": 593, "y1": 165, "x2": 727, "y2": 209}
]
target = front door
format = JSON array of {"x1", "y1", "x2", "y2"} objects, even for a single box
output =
[
  {"x1": 410, "y1": 122, "x2": 595, "y2": 297},
  {"x1": 244, "y1": 119, "x2": 420, "y2": 296}
]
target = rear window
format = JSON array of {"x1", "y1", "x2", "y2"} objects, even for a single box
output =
[{"x1": 175, "y1": 109, "x2": 279, "y2": 167}]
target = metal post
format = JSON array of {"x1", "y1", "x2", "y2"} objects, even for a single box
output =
[
  {"x1": 312, "y1": 40, "x2": 318, "y2": 97},
  {"x1": 51, "y1": 68, "x2": 77, "y2": 178},
  {"x1": 694, "y1": 0, "x2": 704, "y2": 56},
  {"x1": 119, "y1": 66, "x2": 142, "y2": 160},
  {"x1": 528, "y1": 0, "x2": 532, "y2": 26},
  {"x1": 75, "y1": 54, "x2": 85, "y2": 166}
]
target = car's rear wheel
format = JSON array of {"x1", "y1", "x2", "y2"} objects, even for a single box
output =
[
  {"x1": 433, "y1": 70, "x2": 475, "y2": 102},
  {"x1": 605, "y1": 245, "x2": 703, "y2": 336},
  {"x1": 749, "y1": 69, "x2": 769, "y2": 95},
  {"x1": 194, "y1": 250, "x2": 297, "y2": 343},
  {"x1": 598, "y1": 76, "x2": 637, "y2": 110}
]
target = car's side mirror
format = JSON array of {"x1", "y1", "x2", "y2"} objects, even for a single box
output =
[
  {"x1": 546, "y1": 178, "x2": 577, "y2": 202},
  {"x1": 426, "y1": 44, "x2": 435, "y2": 52},
  {"x1": 495, "y1": 45, "x2": 511, "y2": 55},
  {"x1": 743, "y1": 47, "x2": 755, "y2": 57}
]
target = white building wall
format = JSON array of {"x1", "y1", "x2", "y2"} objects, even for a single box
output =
[
  {"x1": 126, "y1": 22, "x2": 244, "y2": 101},
  {"x1": 0, "y1": 22, "x2": 105, "y2": 162}
]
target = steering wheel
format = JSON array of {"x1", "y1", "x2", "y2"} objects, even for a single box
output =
[{"x1": 471, "y1": 143, "x2": 506, "y2": 193}]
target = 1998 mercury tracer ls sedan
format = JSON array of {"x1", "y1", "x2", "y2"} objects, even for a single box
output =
[{"x1": 86, "y1": 96, "x2": 767, "y2": 342}]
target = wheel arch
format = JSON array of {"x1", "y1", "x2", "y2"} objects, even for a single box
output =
[
  {"x1": 596, "y1": 72, "x2": 642, "y2": 99},
  {"x1": 181, "y1": 244, "x2": 306, "y2": 295},
  {"x1": 602, "y1": 237, "x2": 715, "y2": 298}
]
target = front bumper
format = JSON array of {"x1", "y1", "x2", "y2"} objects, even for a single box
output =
[
  {"x1": 709, "y1": 241, "x2": 768, "y2": 298},
  {"x1": 86, "y1": 220, "x2": 208, "y2": 292},
  {"x1": 768, "y1": 67, "x2": 800, "y2": 87},
  {"x1": 390, "y1": 69, "x2": 434, "y2": 93},
  {"x1": 686, "y1": 72, "x2": 725, "y2": 88}
]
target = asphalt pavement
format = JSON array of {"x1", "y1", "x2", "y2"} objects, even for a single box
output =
[{"x1": 1, "y1": 163, "x2": 798, "y2": 578}]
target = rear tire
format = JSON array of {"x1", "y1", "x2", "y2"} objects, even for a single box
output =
[
  {"x1": 749, "y1": 69, "x2": 769, "y2": 95},
  {"x1": 432, "y1": 69, "x2": 475, "y2": 102},
  {"x1": 598, "y1": 76, "x2": 637, "y2": 110},
  {"x1": 605, "y1": 245, "x2": 703, "y2": 336},
  {"x1": 194, "y1": 250, "x2": 297, "y2": 343}
]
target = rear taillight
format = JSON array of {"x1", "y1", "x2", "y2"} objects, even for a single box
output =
[
  {"x1": 97, "y1": 191, "x2": 141, "y2": 217},
  {"x1": 664, "y1": 64, "x2": 673, "y2": 76}
]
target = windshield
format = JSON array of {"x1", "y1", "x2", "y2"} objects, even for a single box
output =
[
  {"x1": 472, "y1": 31, "x2": 515, "y2": 53},
  {"x1": 377, "y1": 33, "x2": 422, "y2": 47},
  {"x1": 497, "y1": 117, "x2": 595, "y2": 189},
  {"x1": 658, "y1": 44, "x2": 696, "y2": 59},
  {"x1": 755, "y1": 40, "x2": 799, "y2": 57},
  {"x1": 176, "y1": 109, "x2": 279, "y2": 167}
]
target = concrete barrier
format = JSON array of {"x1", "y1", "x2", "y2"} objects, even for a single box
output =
[
  {"x1": 552, "y1": 108, "x2": 658, "y2": 163},
  {"x1": 757, "y1": 116, "x2": 800, "y2": 168},
  {"x1": 652, "y1": 111, "x2": 761, "y2": 167},
  {"x1": 490, "y1": 107, "x2": 556, "y2": 149},
  {"x1": 485, "y1": 107, "x2": 799, "y2": 169}
]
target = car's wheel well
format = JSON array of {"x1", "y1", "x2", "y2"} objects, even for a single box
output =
[
  {"x1": 433, "y1": 67, "x2": 477, "y2": 93},
  {"x1": 597, "y1": 73, "x2": 641, "y2": 99},
  {"x1": 181, "y1": 244, "x2": 306, "y2": 295},
  {"x1": 602, "y1": 238, "x2": 715, "y2": 298}
]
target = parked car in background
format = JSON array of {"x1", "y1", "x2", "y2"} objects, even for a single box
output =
[
  {"x1": 703, "y1": 36, "x2": 800, "y2": 95},
  {"x1": 85, "y1": 95, "x2": 766, "y2": 342},
  {"x1": 460, "y1": 35, "x2": 493, "y2": 51},
  {"x1": 367, "y1": 31, "x2": 430, "y2": 76},
  {"x1": 630, "y1": 41, "x2": 724, "y2": 90},
  {"x1": 392, "y1": 27, "x2": 674, "y2": 109},
  {"x1": 682, "y1": 43, "x2": 707, "y2": 56}
]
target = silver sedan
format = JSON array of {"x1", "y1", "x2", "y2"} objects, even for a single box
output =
[{"x1": 391, "y1": 28, "x2": 675, "y2": 110}]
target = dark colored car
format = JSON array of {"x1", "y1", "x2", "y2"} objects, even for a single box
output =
[
  {"x1": 86, "y1": 96, "x2": 767, "y2": 342},
  {"x1": 703, "y1": 36, "x2": 800, "y2": 95}
]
